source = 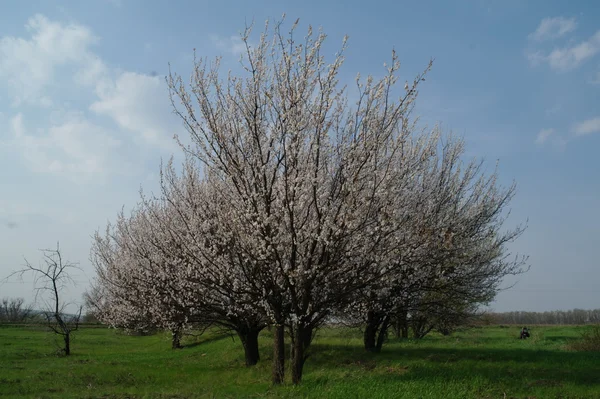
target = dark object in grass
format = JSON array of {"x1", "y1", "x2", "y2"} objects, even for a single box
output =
[{"x1": 520, "y1": 327, "x2": 530, "y2": 339}]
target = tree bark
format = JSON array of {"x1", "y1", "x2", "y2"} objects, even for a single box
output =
[
  {"x1": 395, "y1": 308, "x2": 409, "y2": 339},
  {"x1": 364, "y1": 328, "x2": 377, "y2": 352},
  {"x1": 364, "y1": 310, "x2": 380, "y2": 352},
  {"x1": 364, "y1": 311, "x2": 392, "y2": 353},
  {"x1": 290, "y1": 323, "x2": 313, "y2": 384},
  {"x1": 64, "y1": 332, "x2": 71, "y2": 356},
  {"x1": 238, "y1": 328, "x2": 261, "y2": 366},
  {"x1": 401, "y1": 324, "x2": 409, "y2": 339},
  {"x1": 272, "y1": 323, "x2": 285, "y2": 385},
  {"x1": 412, "y1": 319, "x2": 434, "y2": 339},
  {"x1": 375, "y1": 315, "x2": 391, "y2": 353},
  {"x1": 171, "y1": 325, "x2": 183, "y2": 349}
]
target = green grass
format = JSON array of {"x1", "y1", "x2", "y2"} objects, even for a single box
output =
[{"x1": 1, "y1": 324, "x2": 599, "y2": 398}]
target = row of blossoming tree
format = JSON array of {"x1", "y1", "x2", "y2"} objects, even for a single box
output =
[{"x1": 86, "y1": 18, "x2": 527, "y2": 384}]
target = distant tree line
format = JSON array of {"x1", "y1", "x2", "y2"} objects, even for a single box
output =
[
  {"x1": 0, "y1": 297, "x2": 33, "y2": 323},
  {"x1": 0, "y1": 296, "x2": 102, "y2": 325},
  {"x1": 489, "y1": 309, "x2": 600, "y2": 325}
]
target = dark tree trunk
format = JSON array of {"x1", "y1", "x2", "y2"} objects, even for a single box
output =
[
  {"x1": 64, "y1": 333, "x2": 71, "y2": 356},
  {"x1": 272, "y1": 323, "x2": 285, "y2": 385},
  {"x1": 171, "y1": 325, "x2": 183, "y2": 349},
  {"x1": 375, "y1": 315, "x2": 391, "y2": 353},
  {"x1": 401, "y1": 324, "x2": 409, "y2": 339},
  {"x1": 291, "y1": 334, "x2": 305, "y2": 384},
  {"x1": 290, "y1": 323, "x2": 313, "y2": 385},
  {"x1": 238, "y1": 327, "x2": 261, "y2": 366},
  {"x1": 395, "y1": 308, "x2": 409, "y2": 339},
  {"x1": 363, "y1": 317, "x2": 377, "y2": 352},
  {"x1": 439, "y1": 327, "x2": 451, "y2": 336},
  {"x1": 412, "y1": 318, "x2": 434, "y2": 339},
  {"x1": 364, "y1": 310, "x2": 382, "y2": 352}
]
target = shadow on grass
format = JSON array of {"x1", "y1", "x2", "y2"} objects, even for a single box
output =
[
  {"x1": 304, "y1": 343, "x2": 600, "y2": 388},
  {"x1": 542, "y1": 335, "x2": 580, "y2": 342},
  {"x1": 182, "y1": 332, "x2": 233, "y2": 349}
]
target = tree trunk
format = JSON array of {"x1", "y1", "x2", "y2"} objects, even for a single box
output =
[
  {"x1": 290, "y1": 323, "x2": 313, "y2": 385},
  {"x1": 364, "y1": 310, "x2": 380, "y2": 352},
  {"x1": 272, "y1": 323, "x2": 285, "y2": 385},
  {"x1": 395, "y1": 318, "x2": 409, "y2": 339},
  {"x1": 395, "y1": 308, "x2": 409, "y2": 339},
  {"x1": 412, "y1": 318, "x2": 434, "y2": 339},
  {"x1": 171, "y1": 325, "x2": 183, "y2": 349},
  {"x1": 64, "y1": 332, "x2": 71, "y2": 356},
  {"x1": 375, "y1": 315, "x2": 391, "y2": 353},
  {"x1": 394, "y1": 317, "x2": 401, "y2": 339},
  {"x1": 291, "y1": 333, "x2": 305, "y2": 385},
  {"x1": 238, "y1": 328, "x2": 261, "y2": 366}
]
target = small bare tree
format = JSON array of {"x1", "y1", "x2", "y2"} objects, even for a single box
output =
[{"x1": 9, "y1": 243, "x2": 82, "y2": 356}]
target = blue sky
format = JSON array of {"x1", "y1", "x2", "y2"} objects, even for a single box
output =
[{"x1": 1, "y1": 0, "x2": 599, "y2": 312}]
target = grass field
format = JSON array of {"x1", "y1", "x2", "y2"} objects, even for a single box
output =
[{"x1": 1, "y1": 324, "x2": 599, "y2": 398}]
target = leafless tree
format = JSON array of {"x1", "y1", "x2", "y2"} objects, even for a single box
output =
[
  {"x1": 7, "y1": 243, "x2": 82, "y2": 355},
  {"x1": 0, "y1": 297, "x2": 33, "y2": 323}
]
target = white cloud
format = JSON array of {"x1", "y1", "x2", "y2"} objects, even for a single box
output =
[
  {"x1": 90, "y1": 72, "x2": 178, "y2": 148},
  {"x1": 537, "y1": 118, "x2": 600, "y2": 150},
  {"x1": 573, "y1": 117, "x2": 600, "y2": 136},
  {"x1": 526, "y1": 50, "x2": 545, "y2": 67},
  {"x1": 528, "y1": 30, "x2": 600, "y2": 71},
  {"x1": 0, "y1": 14, "x2": 185, "y2": 308},
  {"x1": 536, "y1": 128, "x2": 554, "y2": 144},
  {"x1": 210, "y1": 34, "x2": 246, "y2": 55},
  {"x1": 0, "y1": 14, "x2": 104, "y2": 106},
  {"x1": 0, "y1": 14, "x2": 180, "y2": 182},
  {"x1": 529, "y1": 17, "x2": 577, "y2": 41},
  {"x1": 74, "y1": 56, "x2": 109, "y2": 87},
  {"x1": 8, "y1": 113, "x2": 121, "y2": 181}
]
